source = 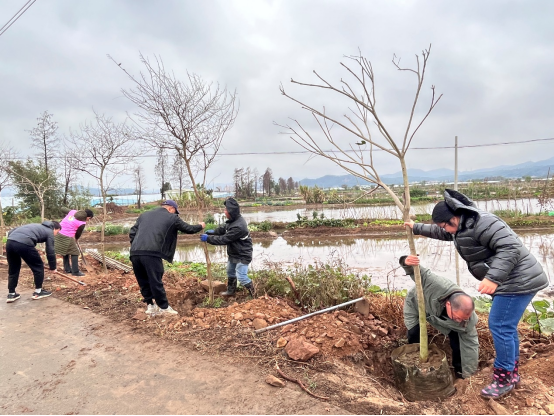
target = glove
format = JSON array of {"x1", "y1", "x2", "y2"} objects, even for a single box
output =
[
  {"x1": 200, "y1": 234, "x2": 208, "y2": 242},
  {"x1": 206, "y1": 229, "x2": 215, "y2": 235}
]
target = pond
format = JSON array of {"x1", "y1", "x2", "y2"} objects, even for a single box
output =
[{"x1": 102, "y1": 230, "x2": 554, "y2": 299}]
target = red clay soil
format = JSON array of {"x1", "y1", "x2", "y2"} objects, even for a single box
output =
[{"x1": 3, "y1": 252, "x2": 554, "y2": 415}]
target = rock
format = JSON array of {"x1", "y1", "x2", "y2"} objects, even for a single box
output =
[
  {"x1": 314, "y1": 338, "x2": 325, "y2": 344},
  {"x1": 367, "y1": 314, "x2": 375, "y2": 320},
  {"x1": 253, "y1": 318, "x2": 268, "y2": 330},
  {"x1": 132, "y1": 310, "x2": 148, "y2": 320},
  {"x1": 545, "y1": 404, "x2": 554, "y2": 415},
  {"x1": 358, "y1": 397, "x2": 403, "y2": 412},
  {"x1": 285, "y1": 338, "x2": 320, "y2": 361},
  {"x1": 526, "y1": 398, "x2": 535, "y2": 407},
  {"x1": 354, "y1": 298, "x2": 370, "y2": 316},
  {"x1": 377, "y1": 327, "x2": 388, "y2": 337},
  {"x1": 334, "y1": 338, "x2": 346, "y2": 348},
  {"x1": 200, "y1": 280, "x2": 227, "y2": 294},
  {"x1": 268, "y1": 231, "x2": 278, "y2": 237},
  {"x1": 265, "y1": 375, "x2": 285, "y2": 387},
  {"x1": 255, "y1": 313, "x2": 265, "y2": 319},
  {"x1": 267, "y1": 317, "x2": 275, "y2": 324},
  {"x1": 539, "y1": 410, "x2": 548, "y2": 415},
  {"x1": 488, "y1": 399, "x2": 510, "y2": 415},
  {"x1": 197, "y1": 311, "x2": 205, "y2": 319},
  {"x1": 276, "y1": 337, "x2": 288, "y2": 348},
  {"x1": 350, "y1": 325, "x2": 362, "y2": 335},
  {"x1": 234, "y1": 312, "x2": 244, "y2": 321}
]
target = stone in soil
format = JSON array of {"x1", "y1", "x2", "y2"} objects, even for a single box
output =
[
  {"x1": 265, "y1": 375, "x2": 286, "y2": 388},
  {"x1": 285, "y1": 337, "x2": 320, "y2": 361}
]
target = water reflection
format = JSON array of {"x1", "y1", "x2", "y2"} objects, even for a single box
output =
[{"x1": 102, "y1": 230, "x2": 553, "y2": 298}]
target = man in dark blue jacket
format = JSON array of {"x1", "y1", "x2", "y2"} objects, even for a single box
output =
[
  {"x1": 6, "y1": 220, "x2": 61, "y2": 303},
  {"x1": 201, "y1": 198, "x2": 254, "y2": 297},
  {"x1": 129, "y1": 200, "x2": 204, "y2": 316}
]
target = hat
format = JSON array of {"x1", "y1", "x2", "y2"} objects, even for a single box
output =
[
  {"x1": 161, "y1": 200, "x2": 179, "y2": 214},
  {"x1": 431, "y1": 201, "x2": 455, "y2": 223}
]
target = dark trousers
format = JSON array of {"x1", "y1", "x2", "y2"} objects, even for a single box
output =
[
  {"x1": 6, "y1": 240, "x2": 45, "y2": 292},
  {"x1": 130, "y1": 255, "x2": 168, "y2": 309},
  {"x1": 407, "y1": 324, "x2": 463, "y2": 378}
]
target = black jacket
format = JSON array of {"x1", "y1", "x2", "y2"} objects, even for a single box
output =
[
  {"x1": 413, "y1": 189, "x2": 548, "y2": 295},
  {"x1": 7, "y1": 221, "x2": 57, "y2": 269},
  {"x1": 207, "y1": 198, "x2": 253, "y2": 264},
  {"x1": 129, "y1": 207, "x2": 202, "y2": 262}
]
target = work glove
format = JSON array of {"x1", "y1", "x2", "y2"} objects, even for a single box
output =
[
  {"x1": 200, "y1": 234, "x2": 209, "y2": 242},
  {"x1": 206, "y1": 229, "x2": 215, "y2": 235}
]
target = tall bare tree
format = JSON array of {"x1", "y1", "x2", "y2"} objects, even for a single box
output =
[
  {"x1": 59, "y1": 140, "x2": 79, "y2": 207},
  {"x1": 171, "y1": 151, "x2": 188, "y2": 197},
  {"x1": 0, "y1": 143, "x2": 16, "y2": 253},
  {"x1": 278, "y1": 46, "x2": 441, "y2": 361},
  {"x1": 68, "y1": 112, "x2": 139, "y2": 273},
  {"x1": 155, "y1": 147, "x2": 170, "y2": 198},
  {"x1": 28, "y1": 111, "x2": 59, "y2": 175},
  {"x1": 133, "y1": 164, "x2": 146, "y2": 209},
  {"x1": 110, "y1": 53, "x2": 239, "y2": 303}
]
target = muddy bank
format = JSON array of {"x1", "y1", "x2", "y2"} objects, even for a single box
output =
[{"x1": 4, "y1": 254, "x2": 554, "y2": 415}]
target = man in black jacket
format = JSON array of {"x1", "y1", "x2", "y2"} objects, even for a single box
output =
[
  {"x1": 200, "y1": 198, "x2": 254, "y2": 297},
  {"x1": 129, "y1": 200, "x2": 205, "y2": 316},
  {"x1": 6, "y1": 220, "x2": 61, "y2": 303}
]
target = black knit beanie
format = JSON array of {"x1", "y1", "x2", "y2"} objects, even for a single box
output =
[
  {"x1": 431, "y1": 201, "x2": 455, "y2": 223},
  {"x1": 85, "y1": 209, "x2": 94, "y2": 218}
]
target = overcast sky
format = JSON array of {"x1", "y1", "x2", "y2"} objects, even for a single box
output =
[{"x1": 1, "y1": 0, "x2": 553, "y2": 191}]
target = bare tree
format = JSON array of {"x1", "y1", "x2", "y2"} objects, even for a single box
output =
[
  {"x1": 59, "y1": 140, "x2": 79, "y2": 207},
  {"x1": 278, "y1": 46, "x2": 441, "y2": 361},
  {"x1": 68, "y1": 112, "x2": 140, "y2": 273},
  {"x1": 0, "y1": 143, "x2": 16, "y2": 253},
  {"x1": 155, "y1": 147, "x2": 170, "y2": 199},
  {"x1": 28, "y1": 111, "x2": 59, "y2": 175},
  {"x1": 263, "y1": 168, "x2": 273, "y2": 197},
  {"x1": 7, "y1": 159, "x2": 58, "y2": 222},
  {"x1": 134, "y1": 164, "x2": 146, "y2": 209},
  {"x1": 110, "y1": 53, "x2": 239, "y2": 303},
  {"x1": 171, "y1": 151, "x2": 189, "y2": 197}
]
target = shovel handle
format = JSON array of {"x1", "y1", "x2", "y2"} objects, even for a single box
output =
[{"x1": 54, "y1": 270, "x2": 87, "y2": 286}]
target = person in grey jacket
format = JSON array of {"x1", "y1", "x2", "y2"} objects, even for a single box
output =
[
  {"x1": 201, "y1": 198, "x2": 254, "y2": 297},
  {"x1": 6, "y1": 221, "x2": 61, "y2": 303},
  {"x1": 405, "y1": 189, "x2": 548, "y2": 398},
  {"x1": 401, "y1": 254, "x2": 478, "y2": 379}
]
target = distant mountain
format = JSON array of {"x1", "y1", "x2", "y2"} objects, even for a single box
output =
[{"x1": 299, "y1": 156, "x2": 554, "y2": 187}]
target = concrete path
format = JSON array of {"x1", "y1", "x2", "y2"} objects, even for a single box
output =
[{"x1": 0, "y1": 290, "x2": 345, "y2": 415}]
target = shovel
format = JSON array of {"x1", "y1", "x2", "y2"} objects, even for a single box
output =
[
  {"x1": 54, "y1": 270, "x2": 87, "y2": 286},
  {"x1": 76, "y1": 241, "x2": 90, "y2": 272}
]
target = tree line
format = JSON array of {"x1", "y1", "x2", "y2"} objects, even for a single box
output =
[{"x1": 233, "y1": 167, "x2": 298, "y2": 198}]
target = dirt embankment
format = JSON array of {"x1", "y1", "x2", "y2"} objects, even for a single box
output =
[{"x1": 5, "y1": 252, "x2": 554, "y2": 415}]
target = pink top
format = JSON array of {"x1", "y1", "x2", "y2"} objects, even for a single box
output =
[{"x1": 59, "y1": 210, "x2": 87, "y2": 238}]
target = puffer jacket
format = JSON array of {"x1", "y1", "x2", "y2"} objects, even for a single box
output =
[
  {"x1": 413, "y1": 189, "x2": 548, "y2": 295},
  {"x1": 207, "y1": 198, "x2": 253, "y2": 264},
  {"x1": 7, "y1": 221, "x2": 57, "y2": 269},
  {"x1": 129, "y1": 207, "x2": 202, "y2": 262},
  {"x1": 401, "y1": 256, "x2": 479, "y2": 378}
]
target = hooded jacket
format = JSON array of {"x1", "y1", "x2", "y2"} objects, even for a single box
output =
[
  {"x1": 413, "y1": 189, "x2": 548, "y2": 295},
  {"x1": 7, "y1": 221, "x2": 58, "y2": 269},
  {"x1": 400, "y1": 256, "x2": 479, "y2": 378},
  {"x1": 129, "y1": 207, "x2": 202, "y2": 262},
  {"x1": 207, "y1": 198, "x2": 253, "y2": 264}
]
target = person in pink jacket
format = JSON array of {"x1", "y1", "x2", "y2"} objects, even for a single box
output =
[{"x1": 54, "y1": 207, "x2": 94, "y2": 276}]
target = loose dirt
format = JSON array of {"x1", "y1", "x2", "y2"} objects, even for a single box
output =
[{"x1": 3, "y1": 249, "x2": 554, "y2": 415}]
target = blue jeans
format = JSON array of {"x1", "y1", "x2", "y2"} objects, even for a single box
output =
[
  {"x1": 227, "y1": 261, "x2": 251, "y2": 286},
  {"x1": 489, "y1": 293, "x2": 536, "y2": 371}
]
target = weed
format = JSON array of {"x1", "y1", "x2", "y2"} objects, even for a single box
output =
[{"x1": 202, "y1": 296, "x2": 225, "y2": 308}]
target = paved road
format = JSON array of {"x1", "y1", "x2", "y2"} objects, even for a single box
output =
[{"x1": 0, "y1": 289, "x2": 344, "y2": 415}]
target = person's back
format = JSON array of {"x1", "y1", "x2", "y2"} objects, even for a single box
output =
[{"x1": 8, "y1": 222, "x2": 56, "y2": 247}]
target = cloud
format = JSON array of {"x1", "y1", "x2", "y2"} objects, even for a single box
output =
[{"x1": 1, "y1": 0, "x2": 553, "y2": 190}]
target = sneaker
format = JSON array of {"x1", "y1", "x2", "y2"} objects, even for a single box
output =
[
  {"x1": 6, "y1": 293, "x2": 21, "y2": 303},
  {"x1": 158, "y1": 305, "x2": 178, "y2": 315},
  {"x1": 145, "y1": 304, "x2": 160, "y2": 316},
  {"x1": 32, "y1": 289, "x2": 53, "y2": 300}
]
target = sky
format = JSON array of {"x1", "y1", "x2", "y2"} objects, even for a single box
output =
[{"x1": 1, "y1": 0, "x2": 553, "y2": 192}]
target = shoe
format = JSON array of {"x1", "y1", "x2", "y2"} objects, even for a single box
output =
[
  {"x1": 244, "y1": 282, "x2": 256, "y2": 298},
  {"x1": 6, "y1": 293, "x2": 21, "y2": 303},
  {"x1": 158, "y1": 305, "x2": 178, "y2": 315},
  {"x1": 72, "y1": 271, "x2": 85, "y2": 277},
  {"x1": 221, "y1": 277, "x2": 237, "y2": 297},
  {"x1": 145, "y1": 304, "x2": 159, "y2": 316},
  {"x1": 481, "y1": 367, "x2": 514, "y2": 399},
  {"x1": 32, "y1": 289, "x2": 53, "y2": 300}
]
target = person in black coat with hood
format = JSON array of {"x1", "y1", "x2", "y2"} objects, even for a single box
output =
[
  {"x1": 200, "y1": 197, "x2": 254, "y2": 297},
  {"x1": 6, "y1": 220, "x2": 61, "y2": 303}
]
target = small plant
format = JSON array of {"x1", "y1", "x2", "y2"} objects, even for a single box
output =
[
  {"x1": 202, "y1": 296, "x2": 225, "y2": 308},
  {"x1": 524, "y1": 299, "x2": 554, "y2": 335}
]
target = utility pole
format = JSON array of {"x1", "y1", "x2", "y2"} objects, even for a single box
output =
[{"x1": 454, "y1": 136, "x2": 460, "y2": 285}]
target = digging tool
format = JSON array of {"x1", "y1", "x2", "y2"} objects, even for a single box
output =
[
  {"x1": 253, "y1": 296, "x2": 365, "y2": 334},
  {"x1": 54, "y1": 270, "x2": 87, "y2": 286},
  {"x1": 76, "y1": 241, "x2": 90, "y2": 272}
]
